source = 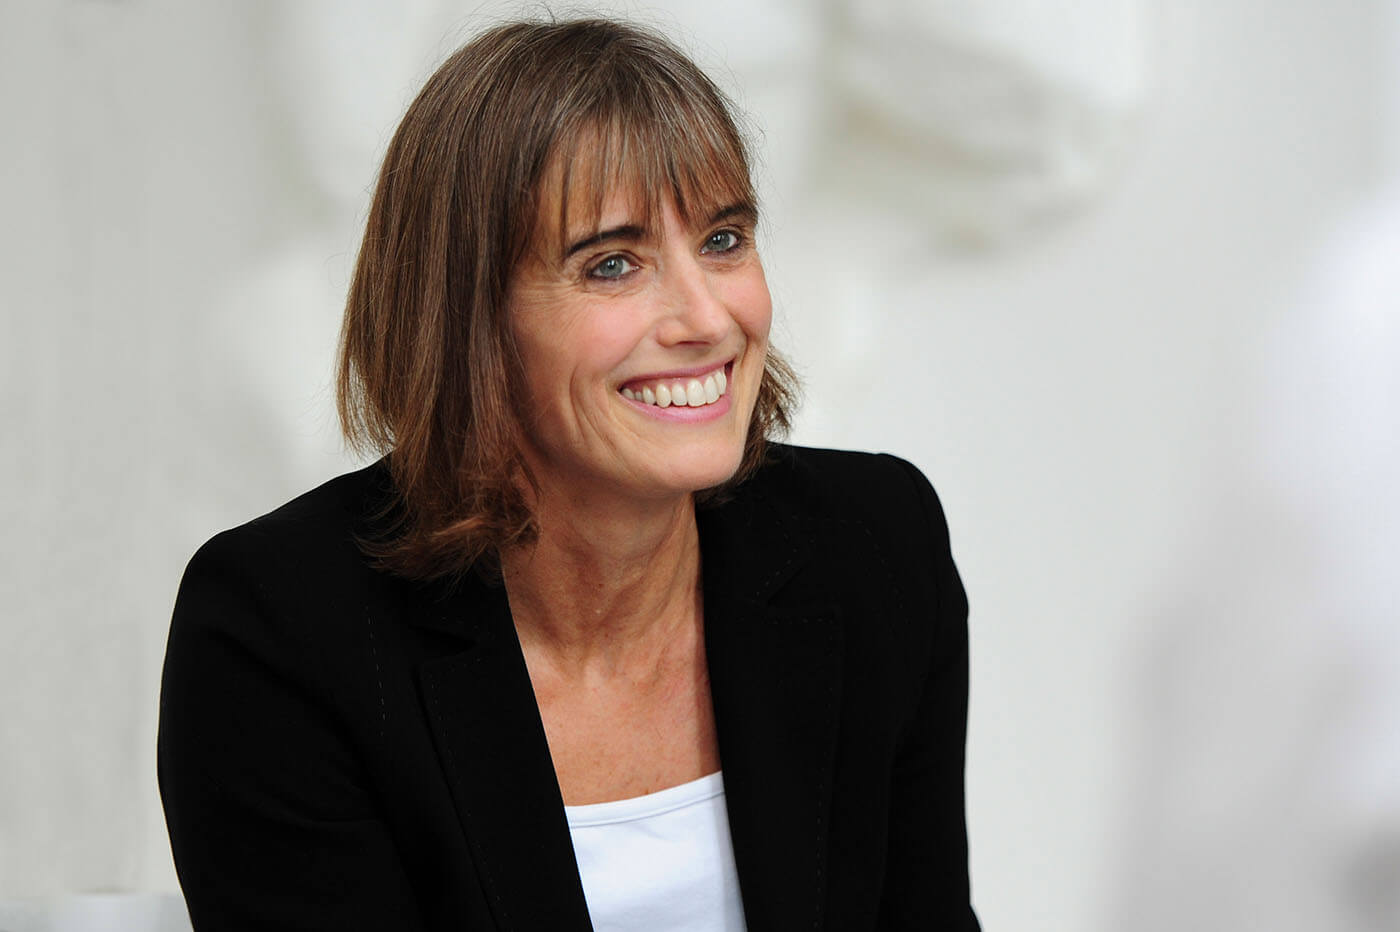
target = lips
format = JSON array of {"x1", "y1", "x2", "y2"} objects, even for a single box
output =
[{"x1": 620, "y1": 364, "x2": 729, "y2": 409}]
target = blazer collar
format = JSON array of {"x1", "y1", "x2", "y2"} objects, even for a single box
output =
[{"x1": 411, "y1": 466, "x2": 843, "y2": 929}]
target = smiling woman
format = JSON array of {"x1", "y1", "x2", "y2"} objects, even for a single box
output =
[
  {"x1": 158, "y1": 17, "x2": 979, "y2": 932},
  {"x1": 334, "y1": 20, "x2": 796, "y2": 582},
  {"x1": 511, "y1": 186, "x2": 770, "y2": 501}
]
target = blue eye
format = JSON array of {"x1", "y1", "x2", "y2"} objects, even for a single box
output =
[
  {"x1": 589, "y1": 254, "x2": 636, "y2": 280},
  {"x1": 703, "y1": 230, "x2": 741, "y2": 253}
]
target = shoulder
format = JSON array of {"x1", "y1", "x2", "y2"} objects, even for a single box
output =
[
  {"x1": 171, "y1": 461, "x2": 396, "y2": 657},
  {"x1": 744, "y1": 443, "x2": 964, "y2": 637},
  {"x1": 716, "y1": 444, "x2": 962, "y2": 620},
  {"x1": 195, "y1": 459, "x2": 389, "y2": 563},
  {"x1": 744, "y1": 443, "x2": 954, "y2": 549},
  {"x1": 183, "y1": 460, "x2": 389, "y2": 590},
  {"x1": 727, "y1": 445, "x2": 968, "y2": 711}
]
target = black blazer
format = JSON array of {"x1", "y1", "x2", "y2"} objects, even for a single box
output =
[{"x1": 158, "y1": 444, "x2": 978, "y2": 931}]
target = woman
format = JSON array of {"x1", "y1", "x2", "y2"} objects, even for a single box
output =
[{"x1": 159, "y1": 18, "x2": 978, "y2": 931}]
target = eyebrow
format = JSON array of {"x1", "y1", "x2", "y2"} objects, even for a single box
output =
[
  {"x1": 564, "y1": 224, "x2": 645, "y2": 259},
  {"x1": 708, "y1": 201, "x2": 758, "y2": 227},
  {"x1": 561, "y1": 201, "x2": 759, "y2": 259}
]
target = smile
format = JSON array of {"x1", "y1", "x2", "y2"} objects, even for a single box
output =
[{"x1": 620, "y1": 365, "x2": 729, "y2": 409}]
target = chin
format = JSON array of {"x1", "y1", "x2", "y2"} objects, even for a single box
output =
[{"x1": 641, "y1": 443, "x2": 746, "y2": 498}]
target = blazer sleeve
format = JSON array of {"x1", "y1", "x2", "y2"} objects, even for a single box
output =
[
  {"x1": 877, "y1": 455, "x2": 981, "y2": 930},
  {"x1": 157, "y1": 525, "x2": 427, "y2": 932}
]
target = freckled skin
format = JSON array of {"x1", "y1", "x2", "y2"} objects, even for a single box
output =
[{"x1": 509, "y1": 188, "x2": 772, "y2": 507}]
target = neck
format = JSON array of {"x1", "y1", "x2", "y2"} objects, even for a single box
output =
[{"x1": 500, "y1": 481, "x2": 702, "y2": 675}]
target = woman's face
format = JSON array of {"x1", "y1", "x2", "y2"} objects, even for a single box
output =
[{"x1": 509, "y1": 177, "x2": 772, "y2": 507}]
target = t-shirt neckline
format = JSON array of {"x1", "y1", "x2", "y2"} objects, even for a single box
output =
[{"x1": 564, "y1": 771, "x2": 724, "y2": 828}]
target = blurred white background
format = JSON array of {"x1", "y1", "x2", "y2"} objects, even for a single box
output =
[{"x1": 2, "y1": 0, "x2": 1396, "y2": 929}]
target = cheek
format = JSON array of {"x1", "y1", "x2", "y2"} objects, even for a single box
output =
[
  {"x1": 511, "y1": 323, "x2": 556, "y2": 405},
  {"x1": 511, "y1": 306, "x2": 580, "y2": 429},
  {"x1": 518, "y1": 307, "x2": 643, "y2": 423},
  {"x1": 574, "y1": 317, "x2": 644, "y2": 374},
  {"x1": 731, "y1": 270, "x2": 773, "y2": 348}
]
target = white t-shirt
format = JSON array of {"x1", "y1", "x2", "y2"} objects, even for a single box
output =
[{"x1": 564, "y1": 771, "x2": 747, "y2": 931}]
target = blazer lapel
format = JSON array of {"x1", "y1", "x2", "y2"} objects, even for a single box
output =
[
  {"x1": 413, "y1": 578, "x2": 593, "y2": 931},
  {"x1": 699, "y1": 488, "x2": 844, "y2": 931}
]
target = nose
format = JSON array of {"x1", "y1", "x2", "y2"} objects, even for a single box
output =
[{"x1": 655, "y1": 254, "x2": 730, "y2": 347}]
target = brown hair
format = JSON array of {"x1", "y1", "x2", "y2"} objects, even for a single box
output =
[{"x1": 337, "y1": 17, "x2": 798, "y2": 581}]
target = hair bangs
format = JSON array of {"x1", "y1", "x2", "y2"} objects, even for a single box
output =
[{"x1": 544, "y1": 67, "x2": 756, "y2": 259}]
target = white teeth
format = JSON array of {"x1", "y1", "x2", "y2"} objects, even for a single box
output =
[{"x1": 623, "y1": 366, "x2": 730, "y2": 409}]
